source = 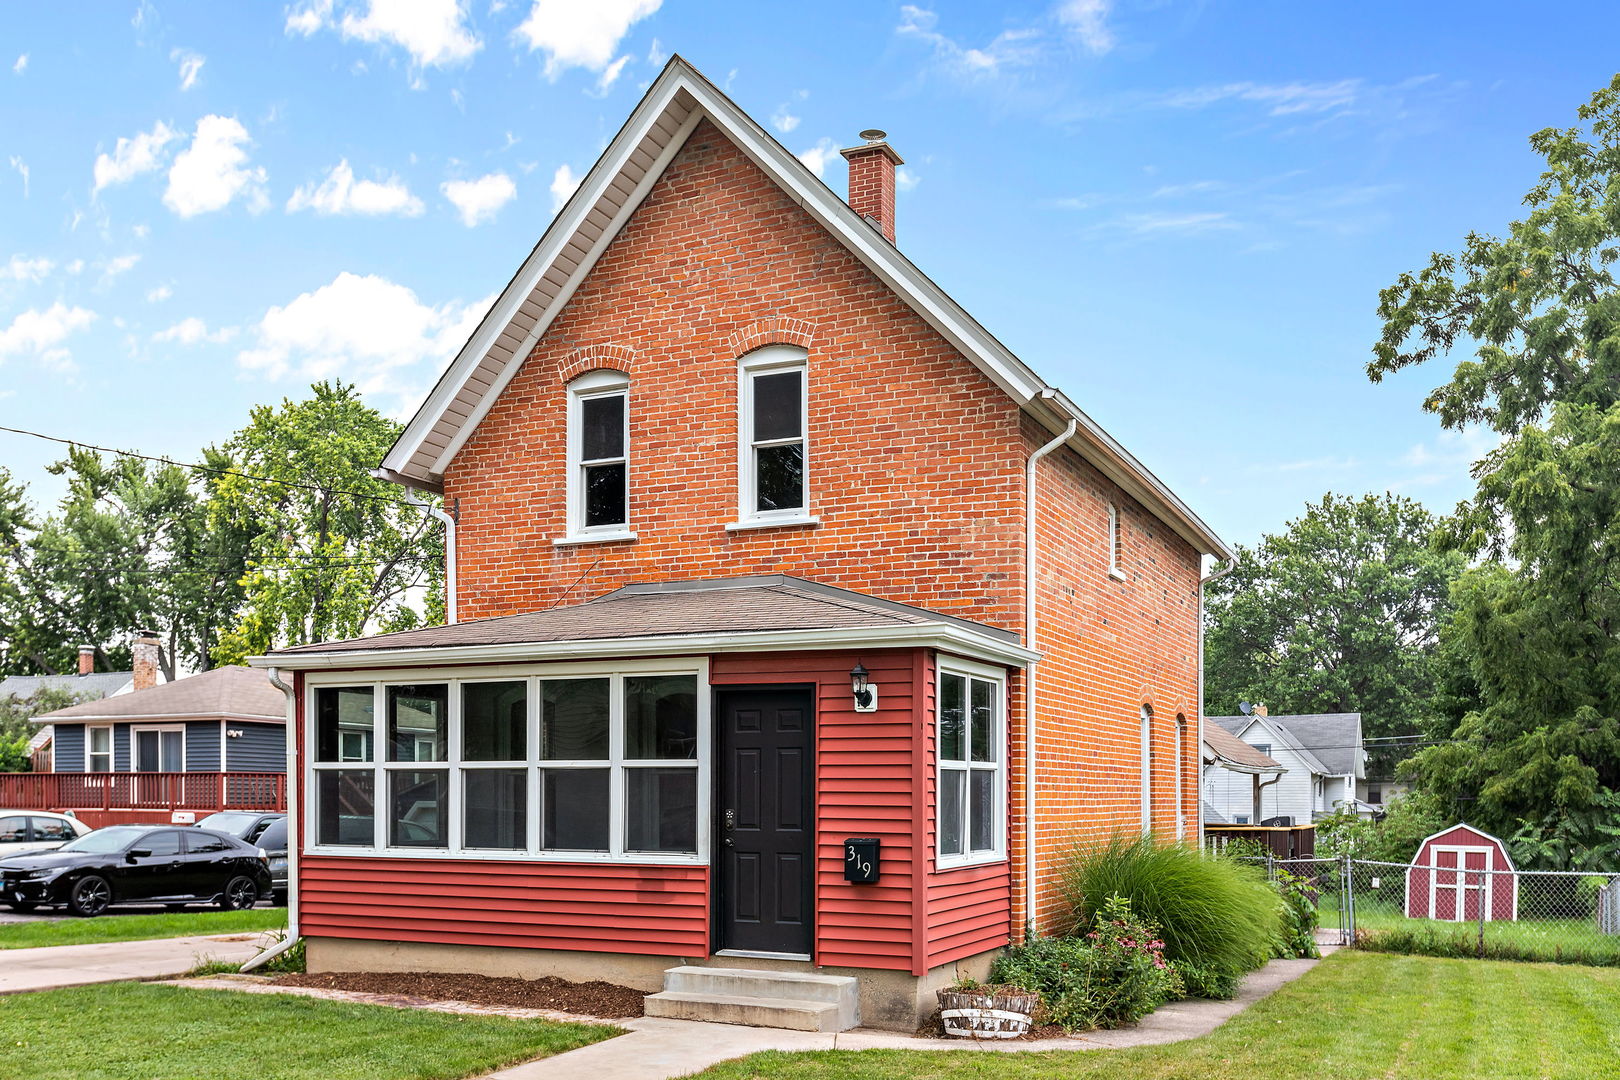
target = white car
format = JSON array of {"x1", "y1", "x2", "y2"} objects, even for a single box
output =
[{"x1": 0, "y1": 812, "x2": 93, "y2": 858}]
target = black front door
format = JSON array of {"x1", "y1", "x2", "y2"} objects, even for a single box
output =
[{"x1": 716, "y1": 686, "x2": 814, "y2": 955}]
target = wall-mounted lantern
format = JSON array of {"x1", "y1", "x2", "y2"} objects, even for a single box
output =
[{"x1": 851, "y1": 663, "x2": 878, "y2": 712}]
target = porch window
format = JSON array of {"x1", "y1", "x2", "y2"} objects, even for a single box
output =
[
  {"x1": 937, "y1": 663, "x2": 1005, "y2": 869},
  {"x1": 736, "y1": 346, "x2": 811, "y2": 525},
  {"x1": 87, "y1": 725, "x2": 111, "y2": 773},
  {"x1": 308, "y1": 665, "x2": 706, "y2": 863},
  {"x1": 564, "y1": 371, "x2": 631, "y2": 539}
]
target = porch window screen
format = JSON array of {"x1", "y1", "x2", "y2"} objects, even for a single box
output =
[{"x1": 938, "y1": 669, "x2": 1003, "y2": 867}]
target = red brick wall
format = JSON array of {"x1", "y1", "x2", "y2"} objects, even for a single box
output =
[
  {"x1": 1015, "y1": 414, "x2": 1203, "y2": 931},
  {"x1": 443, "y1": 119, "x2": 1026, "y2": 630}
]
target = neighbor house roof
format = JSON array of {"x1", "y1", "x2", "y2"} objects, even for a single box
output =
[
  {"x1": 1212, "y1": 712, "x2": 1364, "y2": 777},
  {"x1": 34, "y1": 665, "x2": 285, "y2": 724},
  {"x1": 1202, "y1": 723, "x2": 1285, "y2": 774},
  {"x1": 257, "y1": 575, "x2": 1036, "y2": 670},
  {"x1": 1202, "y1": 800, "x2": 1229, "y2": 826},
  {"x1": 0, "y1": 671, "x2": 134, "y2": 701},
  {"x1": 375, "y1": 56, "x2": 1233, "y2": 563}
]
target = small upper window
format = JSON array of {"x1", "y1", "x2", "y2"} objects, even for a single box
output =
[
  {"x1": 566, "y1": 371, "x2": 630, "y2": 537},
  {"x1": 738, "y1": 347, "x2": 809, "y2": 523},
  {"x1": 1107, "y1": 503, "x2": 1124, "y2": 578}
]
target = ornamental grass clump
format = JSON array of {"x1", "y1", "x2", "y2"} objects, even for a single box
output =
[
  {"x1": 990, "y1": 894, "x2": 1179, "y2": 1030},
  {"x1": 1058, "y1": 834, "x2": 1281, "y2": 999}
]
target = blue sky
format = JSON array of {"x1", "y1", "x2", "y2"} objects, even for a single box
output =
[{"x1": 1, "y1": 1, "x2": 1615, "y2": 548}]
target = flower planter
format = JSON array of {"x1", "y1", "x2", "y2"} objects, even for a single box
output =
[{"x1": 936, "y1": 987, "x2": 1039, "y2": 1039}]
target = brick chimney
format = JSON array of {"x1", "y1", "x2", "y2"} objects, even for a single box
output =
[
  {"x1": 1253, "y1": 703, "x2": 1269, "y2": 718},
  {"x1": 132, "y1": 630, "x2": 160, "y2": 691},
  {"x1": 77, "y1": 645, "x2": 94, "y2": 677},
  {"x1": 840, "y1": 130, "x2": 903, "y2": 244}
]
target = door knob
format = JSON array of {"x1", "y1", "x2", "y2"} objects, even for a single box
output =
[{"x1": 723, "y1": 809, "x2": 736, "y2": 831}]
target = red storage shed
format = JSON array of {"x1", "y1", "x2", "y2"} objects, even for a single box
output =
[{"x1": 1405, "y1": 823, "x2": 1518, "y2": 922}]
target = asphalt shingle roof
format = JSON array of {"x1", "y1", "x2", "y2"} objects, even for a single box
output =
[
  {"x1": 1202, "y1": 723, "x2": 1285, "y2": 772},
  {"x1": 35, "y1": 665, "x2": 284, "y2": 723},
  {"x1": 0, "y1": 671, "x2": 133, "y2": 701},
  {"x1": 1211, "y1": 712, "x2": 1363, "y2": 777}
]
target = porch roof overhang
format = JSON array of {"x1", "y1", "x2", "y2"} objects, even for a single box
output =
[
  {"x1": 1201, "y1": 724, "x2": 1286, "y2": 775},
  {"x1": 250, "y1": 575, "x2": 1039, "y2": 672}
]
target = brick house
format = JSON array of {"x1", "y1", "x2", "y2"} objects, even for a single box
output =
[{"x1": 254, "y1": 57, "x2": 1233, "y2": 1030}]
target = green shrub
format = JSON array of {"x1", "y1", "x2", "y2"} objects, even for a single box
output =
[
  {"x1": 990, "y1": 895, "x2": 1179, "y2": 1030},
  {"x1": 1166, "y1": 959, "x2": 1241, "y2": 999},
  {"x1": 1058, "y1": 834, "x2": 1281, "y2": 998},
  {"x1": 1356, "y1": 927, "x2": 1620, "y2": 968},
  {"x1": 1274, "y1": 868, "x2": 1321, "y2": 959}
]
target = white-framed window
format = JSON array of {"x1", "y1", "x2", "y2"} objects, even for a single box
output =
[
  {"x1": 735, "y1": 346, "x2": 811, "y2": 526},
  {"x1": 1107, "y1": 503, "x2": 1125, "y2": 579},
  {"x1": 1140, "y1": 705, "x2": 1153, "y2": 832},
  {"x1": 306, "y1": 659, "x2": 708, "y2": 864},
  {"x1": 562, "y1": 370, "x2": 631, "y2": 541},
  {"x1": 132, "y1": 724, "x2": 185, "y2": 772},
  {"x1": 86, "y1": 725, "x2": 112, "y2": 773},
  {"x1": 937, "y1": 658, "x2": 1006, "y2": 869},
  {"x1": 1174, "y1": 715, "x2": 1187, "y2": 839}
]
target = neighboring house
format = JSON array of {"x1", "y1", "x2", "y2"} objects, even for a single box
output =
[
  {"x1": 0, "y1": 651, "x2": 287, "y2": 827},
  {"x1": 1204, "y1": 708, "x2": 1367, "y2": 824},
  {"x1": 1, "y1": 644, "x2": 148, "y2": 774},
  {"x1": 1358, "y1": 775, "x2": 1409, "y2": 811},
  {"x1": 1201, "y1": 723, "x2": 1286, "y2": 826},
  {"x1": 254, "y1": 57, "x2": 1232, "y2": 1032}
]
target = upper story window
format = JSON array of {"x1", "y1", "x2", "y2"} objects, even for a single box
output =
[
  {"x1": 937, "y1": 660, "x2": 1006, "y2": 869},
  {"x1": 1107, "y1": 502, "x2": 1125, "y2": 579},
  {"x1": 564, "y1": 371, "x2": 631, "y2": 541},
  {"x1": 1140, "y1": 705, "x2": 1154, "y2": 832},
  {"x1": 735, "y1": 346, "x2": 813, "y2": 527}
]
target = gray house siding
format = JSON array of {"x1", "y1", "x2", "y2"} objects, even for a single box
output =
[
  {"x1": 113, "y1": 724, "x2": 131, "y2": 772},
  {"x1": 54, "y1": 724, "x2": 85, "y2": 772},
  {"x1": 185, "y1": 720, "x2": 221, "y2": 772},
  {"x1": 226, "y1": 721, "x2": 286, "y2": 772}
]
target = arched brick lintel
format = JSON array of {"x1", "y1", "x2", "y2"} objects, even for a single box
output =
[
  {"x1": 728, "y1": 316, "x2": 818, "y2": 357},
  {"x1": 556, "y1": 343, "x2": 638, "y2": 384}
]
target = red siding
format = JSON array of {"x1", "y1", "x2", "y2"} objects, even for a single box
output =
[{"x1": 712, "y1": 649, "x2": 925, "y2": 972}]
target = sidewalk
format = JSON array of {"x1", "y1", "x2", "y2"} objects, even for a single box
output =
[{"x1": 0, "y1": 934, "x2": 266, "y2": 994}]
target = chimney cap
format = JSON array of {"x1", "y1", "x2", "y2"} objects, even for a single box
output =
[
  {"x1": 78, "y1": 645, "x2": 94, "y2": 655},
  {"x1": 134, "y1": 629, "x2": 159, "y2": 641},
  {"x1": 858, "y1": 128, "x2": 887, "y2": 143}
]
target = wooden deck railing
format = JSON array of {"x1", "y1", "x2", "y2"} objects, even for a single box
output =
[
  {"x1": 0, "y1": 772, "x2": 286, "y2": 813},
  {"x1": 1205, "y1": 823, "x2": 1317, "y2": 860}
]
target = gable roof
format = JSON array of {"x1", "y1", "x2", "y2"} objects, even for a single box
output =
[
  {"x1": 258, "y1": 574, "x2": 1035, "y2": 670},
  {"x1": 1202, "y1": 723, "x2": 1285, "y2": 773},
  {"x1": 35, "y1": 665, "x2": 285, "y2": 724},
  {"x1": 0, "y1": 671, "x2": 134, "y2": 701},
  {"x1": 1212, "y1": 712, "x2": 1364, "y2": 777},
  {"x1": 377, "y1": 56, "x2": 1232, "y2": 563}
]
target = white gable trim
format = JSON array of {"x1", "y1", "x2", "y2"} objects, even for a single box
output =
[{"x1": 379, "y1": 56, "x2": 1232, "y2": 560}]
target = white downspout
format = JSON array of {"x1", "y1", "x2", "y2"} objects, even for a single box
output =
[
  {"x1": 403, "y1": 490, "x2": 457, "y2": 624},
  {"x1": 1197, "y1": 554, "x2": 1238, "y2": 848},
  {"x1": 242, "y1": 666, "x2": 298, "y2": 972},
  {"x1": 1024, "y1": 388, "x2": 1077, "y2": 936}
]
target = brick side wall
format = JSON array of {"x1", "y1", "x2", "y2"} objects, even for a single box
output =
[
  {"x1": 442, "y1": 119, "x2": 1026, "y2": 631},
  {"x1": 1017, "y1": 415, "x2": 1203, "y2": 931}
]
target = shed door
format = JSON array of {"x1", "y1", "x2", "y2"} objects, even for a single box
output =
[
  {"x1": 715, "y1": 686, "x2": 814, "y2": 957},
  {"x1": 1432, "y1": 846, "x2": 1491, "y2": 922}
]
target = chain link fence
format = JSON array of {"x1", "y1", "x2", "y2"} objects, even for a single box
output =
[{"x1": 1245, "y1": 853, "x2": 1620, "y2": 964}]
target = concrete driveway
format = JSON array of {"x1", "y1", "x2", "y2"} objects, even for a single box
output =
[{"x1": 0, "y1": 933, "x2": 269, "y2": 994}]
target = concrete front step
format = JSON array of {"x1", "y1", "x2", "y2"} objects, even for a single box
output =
[{"x1": 645, "y1": 966, "x2": 860, "y2": 1031}]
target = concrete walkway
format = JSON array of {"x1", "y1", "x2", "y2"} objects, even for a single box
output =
[
  {"x1": 485, "y1": 952, "x2": 1330, "y2": 1080},
  {"x1": 0, "y1": 934, "x2": 267, "y2": 994}
]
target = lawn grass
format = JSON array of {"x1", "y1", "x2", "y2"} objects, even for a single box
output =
[
  {"x1": 694, "y1": 951, "x2": 1620, "y2": 1080},
  {"x1": 0, "y1": 981, "x2": 617, "y2": 1080},
  {"x1": 1322, "y1": 895, "x2": 1620, "y2": 965},
  {"x1": 0, "y1": 907, "x2": 286, "y2": 949}
]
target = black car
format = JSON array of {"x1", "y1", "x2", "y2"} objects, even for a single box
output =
[
  {"x1": 194, "y1": 812, "x2": 288, "y2": 906},
  {"x1": 0, "y1": 825, "x2": 272, "y2": 917}
]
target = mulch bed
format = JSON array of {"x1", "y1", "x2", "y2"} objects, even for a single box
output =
[{"x1": 272, "y1": 971, "x2": 648, "y2": 1018}]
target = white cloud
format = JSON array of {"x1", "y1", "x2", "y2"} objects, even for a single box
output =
[
  {"x1": 514, "y1": 0, "x2": 661, "y2": 80},
  {"x1": 1401, "y1": 426, "x2": 1500, "y2": 469},
  {"x1": 593, "y1": 54, "x2": 630, "y2": 95},
  {"x1": 12, "y1": 54, "x2": 26, "y2": 75},
  {"x1": 172, "y1": 49, "x2": 205, "y2": 90},
  {"x1": 146, "y1": 284, "x2": 172, "y2": 303},
  {"x1": 236, "y1": 271, "x2": 490, "y2": 398},
  {"x1": 9, "y1": 156, "x2": 27, "y2": 198},
  {"x1": 548, "y1": 163, "x2": 579, "y2": 211},
  {"x1": 796, "y1": 138, "x2": 839, "y2": 179},
  {"x1": 341, "y1": 0, "x2": 481, "y2": 68},
  {"x1": 287, "y1": 160, "x2": 425, "y2": 216},
  {"x1": 771, "y1": 105, "x2": 800, "y2": 134},
  {"x1": 442, "y1": 172, "x2": 516, "y2": 225},
  {"x1": 93, "y1": 121, "x2": 178, "y2": 193},
  {"x1": 896, "y1": 167, "x2": 919, "y2": 193},
  {"x1": 164, "y1": 115, "x2": 269, "y2": 217},
  {"x1": 285, "y1": 0, "x2": 332, "y2": 36},
  {"x1": 0, "y1": 303, "x2": 97, "y2": 371},
  {"x1": 896, "y1": 5, "x2": 1042, "y2": 79},
  {"x1": 646, "y1": 36, "x2": 665, "y2": 66},
  {"x1": 1155, "y1": 79, "x2": 1364, "y2": 117},
  {"x1": 1, "y1": 255, "x2": 53, "y2": 282},
  {"x1": 153, "y1": 316, "x2": 235, "y2": 345},
  {"x1": 1056, "y1": 0, "x2": 1114, "y2": 55},
  {"x1": 65, "y1": 259, "x2": 84, "y2": 275},
  {"x1": 101, "y1": 253, "x2": 141, "y2": 279},
  {"x1": 1108, "y1": 211, "x2": 1237, "y2": 234}
]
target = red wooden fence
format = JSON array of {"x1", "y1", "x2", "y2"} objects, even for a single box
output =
[{"x1": 0, "y1": 772, "x2": 286, "y2": 814}]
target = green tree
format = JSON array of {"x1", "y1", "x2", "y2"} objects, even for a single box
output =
[
  {"x1": 1204, "y1": 493, "x2": 1465, "y2": 773},
  {"x1": 209, "y1": 381, "x2": 444, "y2": 663},
  {"x1": 0, "y1": 686, "x2": 95, "y2": 773},
  {"x1": 1370, "y1": 75, "x2": 1620, "y2": 868}
]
